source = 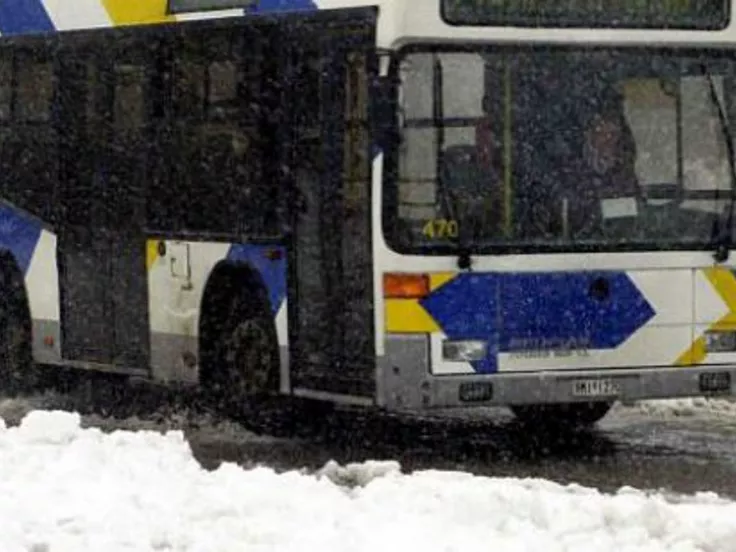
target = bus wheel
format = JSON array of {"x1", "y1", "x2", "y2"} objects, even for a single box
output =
[
  {"x1": 510, "y1": 401, "x2": 612, "y2": 429},
  {"x1": 0, "y1": 277, "x2": 33, "y2": 395},
  {"x1": 210, "y1": 294, "x2": 279, "y2": 419}
]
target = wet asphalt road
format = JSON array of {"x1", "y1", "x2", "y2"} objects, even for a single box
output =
[
  {"x1": 4, "y1": 375, "x2": 736, "y2": 499},
  {"x1": 186, "y1": 404, "x2": 736, "y2": 498}
]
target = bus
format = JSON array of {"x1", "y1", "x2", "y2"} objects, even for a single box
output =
[{"x1": 1, "y1": 0, "x2": 736, "y2": 429}]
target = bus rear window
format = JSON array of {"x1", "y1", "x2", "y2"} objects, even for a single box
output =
[
  {"x1": 386, "y1": 47, "x2": 736, "y2": 255},
  {"x1": 441, "y1": 0, "x2": 730, "y2": 30}
]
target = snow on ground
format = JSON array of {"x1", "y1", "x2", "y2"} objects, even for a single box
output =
[
  {"x1": 2, "y1": 409, "x2": 736, "y2": 552},
  {"x1": 616, "y1": 398, "x2": 736, "y2": 419}
]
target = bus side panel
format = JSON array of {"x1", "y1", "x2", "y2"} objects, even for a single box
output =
[
  {"x1": 3, "y1": 0, "x2": 381, "y2": 38},
  {"x1": 0, "y1": 42, "x2": 63, "y2": 366},
  {"x1": 143, "y1": 18, "x2": 290, "y2": 384},
  {"x1": 0, "y1": 0, "x2": 317, "y2": 35},
  {"x1": 285, "y1": 12, "x2": 378, "y2": 399},
  {"x1": 25, "y1": 229, "x2": 61, "y2": 364},
  {"x1": 0, "y1": 205, "x2": 61, "y2": 365},
  {"x1": 146, "y1": 240, "x2": 288, "y2": 385}
]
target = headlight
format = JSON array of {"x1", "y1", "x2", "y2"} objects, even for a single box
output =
[
  {"x1": 442, "y1": 340, "x2": 488, "y2": 362},
  {"x1": 705, "y1": 331, "x2": 736, "y2": 353}
]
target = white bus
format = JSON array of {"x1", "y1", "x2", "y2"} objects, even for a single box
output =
[{"x1": 1, "y1": 0, "x2": 735, "y2": 428}]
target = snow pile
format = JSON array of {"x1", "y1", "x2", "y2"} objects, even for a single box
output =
[
  {"x1": 1, "y1": 411, "x2": 736, "y2": 551},
  {"x1": 620, "y1": 398, "x2": 736, "y2": 419},
  {"x1": 317, "y1": 458, "x2": 402, "y2": 487}
]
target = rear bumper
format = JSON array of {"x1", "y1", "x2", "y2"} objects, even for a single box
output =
[{"x1": 377, "y1": 336, "x2": 736, "y2": 411}]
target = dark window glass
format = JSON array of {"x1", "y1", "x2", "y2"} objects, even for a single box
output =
[
  {"x1": 114, "y1": 64, "x2": 146, "y2": 130},
  {"x1": 16, "y1": 58, "x2": 53, "y2": 122},
  {"x1": 442, "y1": 0, "x2": 729, "y2": 30},
  {"x1": 387, "y1": 47, "x2": 736, "y2": 254},
  {"x1": 173, "y1": 53, "x2": 206, "y2": 118},
  {"x1": 150, "y1": 27, "x2": 278, "y2": 236},
  {"x1": 0, "y1": 52, "x2": 11, "y2": 121}
]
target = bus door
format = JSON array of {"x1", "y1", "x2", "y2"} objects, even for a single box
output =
[
  {"x1": 56, "y1": 41, "x2": 152, "y2": 369},
  {"x1": 282, "y1": 10, "x2": 378, "y2": 398}
]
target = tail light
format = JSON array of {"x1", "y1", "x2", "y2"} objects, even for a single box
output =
[{"x1": 383, "y1": 273, "x2": 430, "y2": 299}]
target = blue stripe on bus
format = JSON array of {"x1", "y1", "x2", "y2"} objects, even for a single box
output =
[
  {"x1": 0, "y1": 204, "x2": 43, "y2": 275},
  {"x1": 420, "y1": 272, "x2": 655, "y2": 374},
  {"x1": 250, "y1": 0, "x2": 318, "y2": 12},
  {"x1": 0, "y1": 0, "x2": 55, "y2": 35},
  {"x1": 227, "y1": 244, "x2": 287, "y2": 315}
]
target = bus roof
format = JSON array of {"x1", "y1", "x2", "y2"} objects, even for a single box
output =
[
  {"x1": 3, "y1": 0, "x2": 736, "y2": 49},
  {"x1": 331, "y1": 0, "x2": 736, "y2": 49},
  {"x1": 370, "y1": 0, "x2": 736, "y2": 49}
]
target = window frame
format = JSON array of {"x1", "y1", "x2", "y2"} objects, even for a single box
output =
[
  {"x1": 440, "y1": 0, "x2": 731, "y2": 31},
  {"x1": 382, "y1": 43, "x2": 736, "y2": 256}
]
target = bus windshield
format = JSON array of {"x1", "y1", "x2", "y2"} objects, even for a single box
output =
[{"x1": 385, "y1": 47, "x2": 736, "y2": 254}]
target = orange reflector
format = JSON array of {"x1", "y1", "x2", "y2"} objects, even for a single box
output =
[{"x1": 383, "y1": 273, "x2": 430, "y2": 299}]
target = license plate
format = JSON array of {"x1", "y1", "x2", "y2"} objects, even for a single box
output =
[
  {"x1": 571, "y1": 379, "x2": 621, "y2": 397},
  {"x1": 459, "y1": 381, "x2": 493, "y2": 403},
  {"x1": 699, "y1": 372, "x2": 731, "y2": 393}
]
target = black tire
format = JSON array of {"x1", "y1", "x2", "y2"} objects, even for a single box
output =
[
  {"x1": 204, "y1": 291, "x2": 280, "y2": 420},
  {"x1": 0, "y1": 266, "x2": 34, "y2": 395},
  {"x1": 510, "y1": 401, "x2": 612, "y2": 429}
]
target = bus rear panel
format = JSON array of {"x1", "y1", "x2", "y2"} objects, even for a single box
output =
[{"x1": 372, "y1": 0, "x2": 736, "y2": 416}]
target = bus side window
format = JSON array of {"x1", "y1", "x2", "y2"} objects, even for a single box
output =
[
  {"x1": 16, "y1": 57, "x2": 52, "y2": 123},
  {"x1": 343, "y1": 51, "x2": 370, "y2": 211},
  {"x1": 207, "y1": 60, "x2": 237, "y2": 113},
  {"x1": 110, "y1": 59, "x2": 150, "y2": 230},
  {"x1": 3, "y1": 52, "x2": 57, "y2": 222},
  {"x1": 0, "y1": 52, "x2": 11, "y2": 204},
  {"x1": 152, "y1": 26, "x2": 274, "y2": 237},
  {"x1": 114, "y1": 64, "x2": 146, "y2": 131},
  {"x1": 174, "y1": 54, "x2": 206, "y2": 119},
  {"x1": 294, "y1": 51, "x2": 322, "y2": 135},
  {"x1": 0, "y1": 52, "x2": 10, "y2": 122}
]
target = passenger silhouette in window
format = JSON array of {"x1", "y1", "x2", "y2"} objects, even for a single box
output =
[
  {"x1": 583, "y1": 89, "x2": 639, "y2": 198},
  {"x1": 571, "y1": 86, "x2": 641, "y2": 237}
]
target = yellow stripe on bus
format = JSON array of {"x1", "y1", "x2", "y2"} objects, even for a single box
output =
[
  {"x1": 676, "y1": 267, "x2": 736, "y2": 365},
  {"x1": 429, "y1": 272, "x2": 455, "y2": 291},
  {"x1": 675, "y1": 335, "x2": 706, "y2": 366},
  {"x1": 146, "y1": 240, "x2": 161, "y2": 272},
  {"x1": 705, "y1": 267, "x2": 736, "y2": 328},
  {"x1": 385, "y1": 299, "x2": 440, "y2": 333},
  {"x1": 102, "y1": 0, "x2": 174, "y2": 26}
]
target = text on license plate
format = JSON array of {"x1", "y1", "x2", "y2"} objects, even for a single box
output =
[{"x1": 572, "y1": 379, "x2": 621, "y2": 397}]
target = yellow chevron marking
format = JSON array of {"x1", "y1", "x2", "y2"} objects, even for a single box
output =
[
  {"x1": 384, "y1": 273, "x2": 455, "y2": 333},
  {"x1": 385, "y1": 299, "x2": 440, "y2": 333},
  {"x1": 675, "y1": 336, "x2": 706, "y2": 366},
  {"x1": 429, "y1": 272, "x2": 456, "y2": 291},
  {"x1": 146, "y1": 240, "x2": 161, "y2": 272},
  {"x1": 676, "y1": 268, "x2": 736, "y2": 366},
  {"x1": 706, "y1": 267, "x2": 736, "y2": 328},
  {"x1": 102, "y1": 0, "x2": 174, "y2": 26}
]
